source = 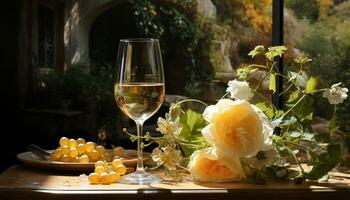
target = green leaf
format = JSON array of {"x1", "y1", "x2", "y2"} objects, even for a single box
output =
[
  {"x1": 306, "y1": 144, "x2": 341, "y2": 180},
  {"x1": 265, "y1": 46, "x2": 287, "y2": 61},
  {"x1": 305, "y1": 76, "x2": 318, "y2": 94},
  {"x1": 256, "y1": 102, "x2": 274, "y2": 119},
  {"x1": 288, "y1": 131, "x2": 301, "y2": 138},
  {"x1": 271, "y1": 116, "x2": 297, "y2": 128},
  {"x1": 287, "y1": 91, "x2": 300, "y2": 103},
  {"x1": 288, "y1": 71, "x2": 308, "y2": 88},
  {"x1": 178, "y1": 109, "x2": 208, "y2": 157},
  {"x1": 294, "y1": 55, "x2": 312, "y2": 64},
  {"x1": 269, "y1": 73, "x2": 276, "y2": 93},
  {"x1": 237, "y1": 66, "x2": 258, "y2": 80},
  {"x1": 248, "y1": 45, "x2": 266, "y2": 58},
  {"x1": 179, "y1": 109, "x2": 207, "y2": 139},
  {"x1": 286, "y1": 94, "x2": 314, "y2": 121},
  {"x1": 272, "y1": 136, "x2": 290, "y2": 157}
]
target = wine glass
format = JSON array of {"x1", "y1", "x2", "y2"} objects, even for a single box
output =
[{"x1": 114, "y1": 38, "x2": 165, "y2": 184}]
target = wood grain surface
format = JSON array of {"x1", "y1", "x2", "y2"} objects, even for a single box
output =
[{"x1": 0, "y1": 165, "x2": 349, "y2": 200}]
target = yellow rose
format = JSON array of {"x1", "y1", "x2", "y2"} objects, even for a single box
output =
[
  {"x1": 188, "y1": 147, "x2": 245, "y2": 182},
  {"x1": 202, "y1": 99, "x2": 268, "y2": 157}
]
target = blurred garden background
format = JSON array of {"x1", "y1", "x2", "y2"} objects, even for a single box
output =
[{"x1": 1, "y1": 0, "x2": 350, "y2": 170}]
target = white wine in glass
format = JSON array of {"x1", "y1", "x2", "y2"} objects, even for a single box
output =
[{"x1": 114, "y1": 38, "x2": 165, "y2": 184}]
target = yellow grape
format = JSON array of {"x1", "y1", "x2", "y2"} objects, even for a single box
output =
[
  {"x1": 68, "y1": 139, "x2": 77, "y2": 148},
  {"x1": 76, "y1": 143, "x2": 86, "y2": 154},
  {"x1": 99, "y1": 173, "x2": 111, "y2": 184},
  {"x1": 79, "y1": 155, "x2": 89, "y2": 163},
  {"x1": 109, "y1": 171, "x2": 120, "y2": 183},
  {"x1": 89, "y1": 150, "x2": 101, "y2": 162},
  {"x1": 61, "y1": 146, "x2": 70, "y2": 155},
  {"x1": 95, "y1": 166, "x2": 106, "y2": 174},
  {"x1": 85, "y1": 142, "x2": 96, "y2": 152},
  {"x1": 88, "y1": 173, "x2": 100, "y2": 184},
  {"x1": 69, "y1": 156, "x2": 79, "y2": 162},
  {"x1": 49, "y1": 150, "x2": 61, "y2": 161},
  {"x1": 111, "y1": 159, "x2": 123, "y2": 168},
  {"x1": 59, "y1": 137, "x2": 69, "y2": 147},
  {"x1": 68, "y1": 147, "x2": 78, "y2": 158},
  {"x1": 113, "y1": 164, "x2": 126, "y2": 175},
  {"x1": 112, "y1": 147, "x2": 125, "y2": 157},
  {"x1": 77, "y1": 138, "x2": 86, "y2": 144},
  {"x1": 95, "y1": 161, "x2": 105, "y2": 168},
  {"x1": 60, "y1": 154, "x2": 70, "y2": 162},
  {"x1": 95, "y1": 145, "x2": 105, "y2": 154}
]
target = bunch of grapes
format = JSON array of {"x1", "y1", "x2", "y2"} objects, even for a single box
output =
[
  {"x1": 49, "y1": 137, "x2": 125, "y2": 163},
  {"x1": 88, "y1": 159, "x2": 127, "y2": 184}
]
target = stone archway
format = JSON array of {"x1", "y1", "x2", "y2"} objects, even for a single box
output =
[
  {"x1": 64, "y1": 0, "x2": 128, "y2": 65},
  {"x1": 89, "y1": 3, "x2": 141, "y2": 64}
]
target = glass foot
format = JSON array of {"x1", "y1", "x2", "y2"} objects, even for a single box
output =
[{"x1": 118, "y1": 171, "x2": 162, "y2": 185}]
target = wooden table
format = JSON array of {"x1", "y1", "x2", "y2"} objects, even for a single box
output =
[{"x1": 0, "y1": 165, "x2": 350, "y2": 200}]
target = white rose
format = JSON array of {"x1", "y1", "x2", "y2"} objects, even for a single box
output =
[
  {"x1": 226, "y1": 79, "x2": 253, "y2": 100},
  {"x1": 322, "y1": 83, "x2": 348, "y2": 105},
  {"x1": 188, "y1": 147, "x2": 245, "y2": 182},
  {"x1": 202, "y1": 99, "x2": 272, "y2": 157}
]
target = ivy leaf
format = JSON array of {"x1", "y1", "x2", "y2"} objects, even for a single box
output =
[
  {"x1": 269, "y1": 73, "x2": 276, "y2": 93},
  {"x1": 179, "y1": 109, "x2": 207, "y2": 137},
  {"x1": 237, "y1": 65, "x2": 258, "y2": 80},
  {"x1": 271, "y1": 116, "x2": 297, "y2": 128},
  {"x1": 288, "y1": 131, "x2": 301, "y2": 138},
  {"x1": 286, "y1": 94, "x2": 314, "y2": 121},
  {"x1": 248, "y1": 45, "x2": 266, "y2": 58},
  {"x1": 288, "y1": 71, "x2": 308, "y2": 88},
  {"x1": 305, "y1": 76, "x2": 318, "y2": 94},
  {"x1": 178, "y1": 109, "x2": 208, "y2": 157},
  {"x1": 265, "y1": 46, "x2": 287, "y2": 61},
  {"x1": 307, "y1": 144, "x2": 341, "y2": 181},
  {"x1": 294, "y1": 55, "x2": 312, "y2": 64},
  {"x1": 256, "y1": 102, "x2": 274, "y2": 119},
  {"x1": 272, "y1": 136, "x2": 290, "y2": 157},
  {"x1": 287, "y1": 91, "x2": 300, "y2": 103}
]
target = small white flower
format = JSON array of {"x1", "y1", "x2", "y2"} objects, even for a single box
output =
[
  {"x1": 226, "y1": 79, "x2": 253, "y2": 100},
  {"x1": 322, "y1": 83, "x2": 348, "y2": 104},
  {"x1": 241, "y1": 147, "x2": 278, "y2": 169},
  {"x1": 151, "y1": 147, "x2": 182, "y2": 171},
  {"x1": 156, "y1": 113, "x2": 182, "y2": 138}
]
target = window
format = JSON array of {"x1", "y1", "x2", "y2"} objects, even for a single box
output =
[{"x1": 38, "y1": 3, "x2": 55, "y2": 68}]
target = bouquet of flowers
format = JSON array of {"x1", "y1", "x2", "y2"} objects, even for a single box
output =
[{"x1": 125, "y1": 45, "x2": 348, "y2": 183}]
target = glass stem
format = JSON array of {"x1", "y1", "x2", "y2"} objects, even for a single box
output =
[{"x1": 136, "y1": 122, "x2": 145, "y2": 173}]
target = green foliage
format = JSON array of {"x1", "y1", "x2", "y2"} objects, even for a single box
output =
[
  {"x1": 296, "y1": 1, "x2": 350, "y2": 131},
  {"x1": 129, "y1": 0, "x2": 200, "y2": 97},
  {"x1": 285, "y1": 0, "x2": 319, "y2": 22},
  {"x1": 307, "y1": 144, "x2": 342, "y2": 180},
  {"x1": 265, "y1": 46, "x2": 287, "y2": 61},
  {"x1": 305, "y1": 76, "x2": 318, "y2": 94},
  {"x1": 248, "y1": 45, "x2": 266, "y2": 58},
  {"x1": 178, "y1": 109, "x2": 209, "y2": 157}
]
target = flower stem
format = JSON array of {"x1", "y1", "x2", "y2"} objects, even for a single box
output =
[
  {"x1": 285, "y1": 145, "x2": 305, "y2": 174},
  {"x1": 220, "y1": 92, "x2": 230, "y2": 99},
  {"x1": 282, "y1": 140, "x2": 314, "y2": 152},
  {"x1": 176, "y1": 164, "x2": 190, "y2": 173},
  {"x1": 281, "y1": 94, "x2": 306, "y2": 118}
]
